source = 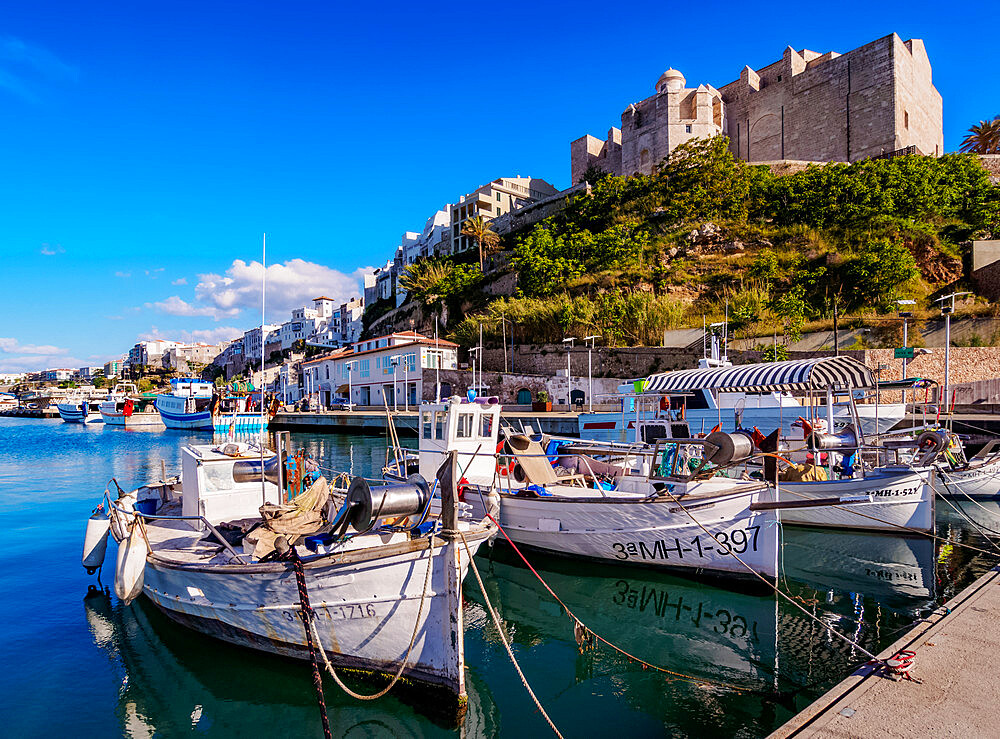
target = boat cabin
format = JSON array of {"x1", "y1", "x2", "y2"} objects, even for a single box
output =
[
  {"x1": 417, "y1": 396, "x2": 501, "y2": 485},
  {"x1": 180, "y1": 444, "x2": 281, "y2": 524}
]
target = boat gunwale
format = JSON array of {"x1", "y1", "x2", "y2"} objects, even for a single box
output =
[{"x1": 144, "y1": 520, "x2": 495, "y2": 575}]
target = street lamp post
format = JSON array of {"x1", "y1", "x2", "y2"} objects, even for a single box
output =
[
  {"x1": 390, "y1": 355, "x2": 399, "y2": 412},
  {"x1": 403, "y1": 353, "x2": 410, "y2": 412},
  {"x1": 897, "y1": 299, "x2": 916, "y2": 406},
  {"x1": 583, "y1": 335, "x2": 599, "y2": 413},
  {"x1": 469, "y1": 347, "x2": 482, "y2": 399},
  {"x1": 935, "y1": 292, "x2": 971, "y2": 410},
  {"x1": 562, "y1": 337, "x2": 577, "y2": 408},
  {"x1": 347, "y1": 361, "x2": 355, "y2": 412}
]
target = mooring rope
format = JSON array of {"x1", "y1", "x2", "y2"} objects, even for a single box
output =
[
  {"x1": 289, "y1": 549, "x2": 332, "y2": 739},
  {"x1": 459, "y1": 530, "x2": 564, "y2": 738},
  {"x1": 480, "y1": 510, "x2": 773, "y2": 692},
  {"x1": 308, "y1": 532, "x2": 436, "y2": 701}
]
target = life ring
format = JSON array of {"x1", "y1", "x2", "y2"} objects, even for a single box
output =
[{"x1": 496, "y1": 441, "x2": 512, "y2": 477}]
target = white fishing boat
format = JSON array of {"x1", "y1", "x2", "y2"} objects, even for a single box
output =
[
  {"x1": 82, "y1": 431, "x2": 495, "y2": 724},
  {"x1": 405, "y1": 397, "x2": 780, "y2": 586},
  {"x1": 933, "y1": 438, "x2": 1000, "y2": 500},
  {"x1": 643, "y1": 357, "x2": 939, "y2": 533},
  {"x1": 56, "y1": 395, "x2": 103, "y2": 423},
  {"x1": 155, "y1": 378, "x2": 272, "y2": 432},
  {"x1": 579, "y1": 335, "x2": 904, "y2": 443},
  {"x1": 99, "y1": 383, "x2": 164, "y2": 427},
  {"x1": 0, "y1": 394, "x2": 17, "y2": 412}
]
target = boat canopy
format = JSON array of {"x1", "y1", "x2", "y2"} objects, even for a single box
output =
[{"x1": 643, "y1": 356, "x2": 876, "y2": 394}]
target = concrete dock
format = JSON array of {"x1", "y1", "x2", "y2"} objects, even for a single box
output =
[{"x1": 771, "y1": 564, "x2": 1000, "y2": 738}]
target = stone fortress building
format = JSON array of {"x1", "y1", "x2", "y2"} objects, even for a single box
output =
[{"x1": 571, "y1": 33, "x2": 943, "y2": 184}]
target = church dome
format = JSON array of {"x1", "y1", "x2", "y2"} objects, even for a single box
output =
[{"x1": 656, "y1": 68, "x2": 686, "y2": 93}]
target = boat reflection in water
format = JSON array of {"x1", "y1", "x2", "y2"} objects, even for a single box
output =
[
  {"x1": 780, "y1": 528, "x2": 936, "y2": 615},
  {"x1": 463, "y1": 531, "x2": 944, "y2": 736},
  {"x1": 83, "y1": 591, "x2": 499, "y2": 737}
]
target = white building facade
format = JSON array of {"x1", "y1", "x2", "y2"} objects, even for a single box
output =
[{"x1": 300, "y1": 331, "x2": 458, "y2": 409}]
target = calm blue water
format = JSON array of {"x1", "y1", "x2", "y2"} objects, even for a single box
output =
[{"x1": 1, "y1": 416, "x2": 997, "y2": 737}]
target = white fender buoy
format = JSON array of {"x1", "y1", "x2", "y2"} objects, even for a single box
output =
[
  {"x1": 114, "y1": 520, "x2": 149, "y2": 605},
  {"x1": 82, "y1": 511, "x2": 111, "y2": 574}
]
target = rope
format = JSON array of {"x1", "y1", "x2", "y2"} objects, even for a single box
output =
[
  {"x1": 656, "y1": 487, "x2": 881, "y2": 662},
  {"x1": 481, "y1": 511, "x2": 774, "y2": 693},
  {"x1": 289, "y1": 550, "x2": 333, "y2": 739},
  {"x1": 459, "y1": 530, "x2": 564, "y2": 738},
  {"x1": 309, "y1": 532, "x2": 436, "y2": 700}
]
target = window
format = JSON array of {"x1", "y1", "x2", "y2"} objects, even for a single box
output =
[
  {"x1": 422, "y1": 412, "x2": 432, "y2": 439},
  {"x1": 481, "y1": 414, "x2": 493, "y2": 438},
  {"x1": 904, "y1": 110, "x2": 909, "y2": 129},
  {"x1": 325, "y1": 366, "x2": 329, "y2": 379},
  {"x1": 360, "y1": 359, "x2": 370, "y2": 378},
  {"x1": 434, "y1": 411, "x2": 446, "y2": 440},
  {"x1": 685, "y1": 124, "x2": 692, "y2": 134},
  {"x1": 457, "y1": 414, "x2": 474, "y2": 438}
]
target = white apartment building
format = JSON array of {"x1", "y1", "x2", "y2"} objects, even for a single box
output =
[
  {"x1": 242, "y1": 325, "x2": 280, "y2": 362},
  {"x1": 161, "y1": 343, "x2": 225, "y2": 370},
  {"x1": 301, "y1": 331, "x2": 458, "y2": 409},
  {"x1": 103, "y1": 359, "x2": 124, "y2": 378},
  {"x1": 449, "y1": 176, "x2": 557, "y2": 254},
  {"x1": 127, "y1": 339, "x2": 184, "y2": 367},
  {"x1": 77, "y1": 367, "x2": 102, "y2": 380}
]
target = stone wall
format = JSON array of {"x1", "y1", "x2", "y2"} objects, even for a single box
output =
[
  {"x1": 864, "y1": 347, "x2": 1000, "y2": 403},
  {"x1": 979, "y1": 154, "x2": 1000, "y2": 185}
]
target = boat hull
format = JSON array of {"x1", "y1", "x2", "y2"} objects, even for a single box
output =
[
  {"x1": 56, "y1": 403, "x2": 102, "y2": 424},
  {"x1": 777, "y1": 468, "x2": 934, "y2": 532},
  {"x1": 139, "y1": 531, "x2": 489, "y2": 714},
  {"x1": 100, "y1": 402, "x2": 165, "y2": 427},
  {"x1": 492, "y1": 486, "x2": 779, "y2": 583},
  {"x1": 934, "y1": 457, "x2": 1000, "y2": 500}
]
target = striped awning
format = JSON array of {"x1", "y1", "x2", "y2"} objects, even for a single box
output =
[{"x1": 643, "y1": 356, "x2": 876, "y2": 394}]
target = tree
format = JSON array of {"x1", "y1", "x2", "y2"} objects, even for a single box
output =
[
  {"x1": 960, "y1": 117, "x2": 1000, "y2": 154},
  {"x1": 461, "y1": 216, "x2": 500, "y2": 271}
]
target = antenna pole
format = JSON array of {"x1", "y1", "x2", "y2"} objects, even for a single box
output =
[{"x1": 261, "y1": 233, "x2": 267, "y2": 504}]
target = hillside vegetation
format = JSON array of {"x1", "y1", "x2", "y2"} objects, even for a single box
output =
[{"x1": 394, "y1": 137, "x2": 1000, "y2": 348}]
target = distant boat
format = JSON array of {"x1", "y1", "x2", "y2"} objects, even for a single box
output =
[
  {"x1": 154, "y1": 378, "x2": 272, "y2": 432},
  {"x1": 0, "y1": 394, "x2": 17, "y2": 412},
  {"x1": 56, "y1": 395, "x2": 103, "y2": 424},
  {"x1": 99, "y1": 383, "x2": 163, "y2": 427}
]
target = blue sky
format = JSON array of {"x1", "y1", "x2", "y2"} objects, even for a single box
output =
[{"x1": 1, "y1": 1, "x2": 996, "y2": 372}]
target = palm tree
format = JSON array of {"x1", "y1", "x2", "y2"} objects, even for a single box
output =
[
  {"x1": 461, "y1": 216, "x2": 500, "y2": 271},
  {"x1": 960, "y1": 116, "x2": 1000, "y2": 154},
  {"x1": 399, "y1": 259, "x2": 450, "y2": 304}
]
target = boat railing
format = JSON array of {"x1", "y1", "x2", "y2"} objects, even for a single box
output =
[{"x1": 103, "y1": 483, "x2": 249, "y2": 564}]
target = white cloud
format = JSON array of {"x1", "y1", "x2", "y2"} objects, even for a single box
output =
[
  {"x1": 139, "y1": 326, "x2": 243, "y2": 346},
  {"x1": 0, "y1": 36, "x2": 78, "y2": 101},
  {"x1": 0, "y1": 337, "x2": 68, "y2": 355},
  {"x1": 145, "y1": 267, "x2": 165, "y2": 278},
  {"x1": 195, "y1": 258, "x2": 366, "y2": 321},
  {"x1": 0, "y1": 336, "x2": 77, "y2": 373},
  {"x1": 145, "y1": 295, "x2": 238, "y2": 320},
  {"x1": 171, "y1": 277, "x2": 188, "y2": 285},
  {"x1": 40, "y1": 244, "x2": 64, "y2": 256},
  {"x1": 115, "y1": 270, "x2": 131, "y2": 278}
]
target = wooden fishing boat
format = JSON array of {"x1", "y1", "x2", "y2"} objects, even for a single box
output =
[
  {"x1": 400, "y1": 397, "x2": 780, "y2": 586},
  {"x1": 83, "y1": 429, "x2": 495, "y2": 724},
  {"x1": 155, "y1": 378, "x2": 274, "y2": 432},
  {"x1": 57, "y1": 395, "x2": 103, "y2": 423},
  {"x1": 99, "y1": 383, "x2": 163, "y2": 427}
]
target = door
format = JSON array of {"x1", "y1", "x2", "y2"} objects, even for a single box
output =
[{"x1": 516, "y1": 388, "x2": 532, "y2": 405}]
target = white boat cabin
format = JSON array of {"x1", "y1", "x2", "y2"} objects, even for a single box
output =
[
  {"x1": 417, "y1": 397, "x2": 502, "y2": 485},
  {"x1": 180, "y1": 444, "x2": 280, "y2": 525}
]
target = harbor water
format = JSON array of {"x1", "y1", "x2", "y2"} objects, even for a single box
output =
[{"x1": 2, "y1": 416, "x2": 998, "y2": 737}]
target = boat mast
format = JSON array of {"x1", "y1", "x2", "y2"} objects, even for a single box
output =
[{"x1": 260, "y1": 233, "x2": 267, "y2": 504}]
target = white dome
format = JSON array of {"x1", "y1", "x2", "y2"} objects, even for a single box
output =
[{"x1": 656, "y1": 68, "x2": 686, "y2": 93}]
